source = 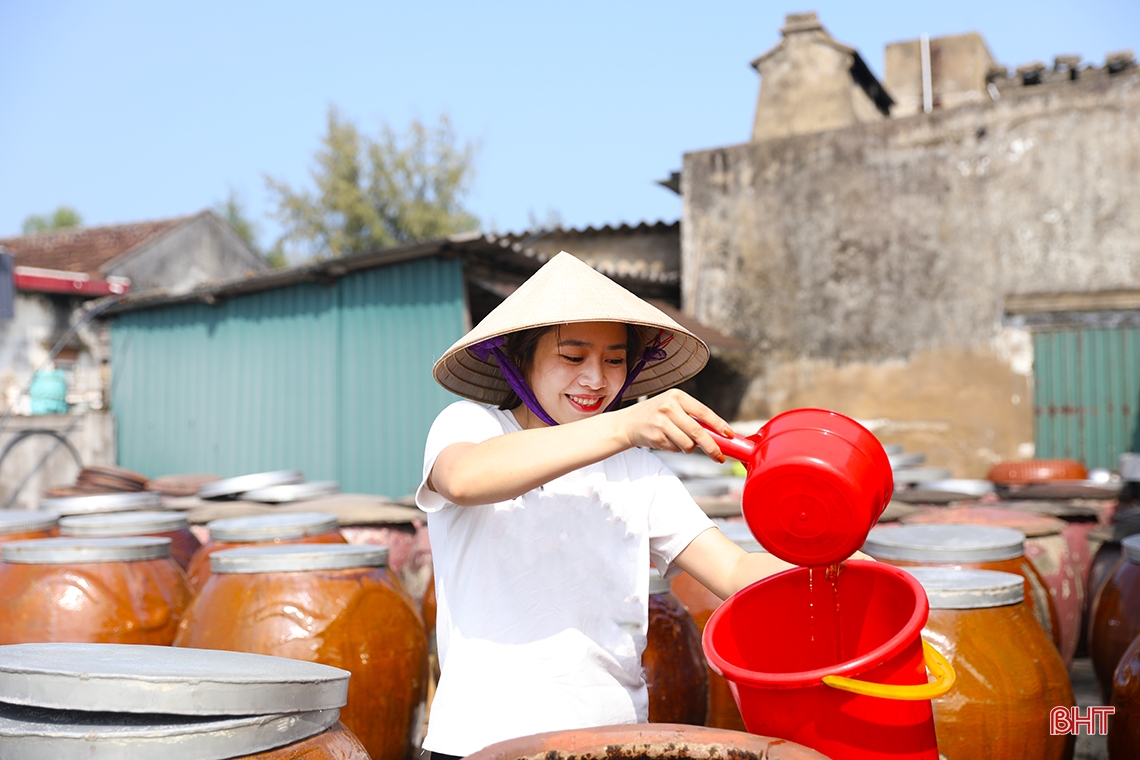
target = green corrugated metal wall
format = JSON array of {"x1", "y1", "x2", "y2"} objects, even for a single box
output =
[
  {"x1": 1033, "y1": 326, "x2": 1140, "y2": 469},
  {"x1": 110, "y1": 257, "x2": 466, "y2": 498}
]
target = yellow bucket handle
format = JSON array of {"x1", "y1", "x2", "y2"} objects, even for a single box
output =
[{"x1": 821, "y1": 640, "x2": 956, "y2": 701}]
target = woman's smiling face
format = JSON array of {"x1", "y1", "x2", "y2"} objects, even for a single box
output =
[{"x1": 523, "y1": 321, "x2": 630, "y2": 426}]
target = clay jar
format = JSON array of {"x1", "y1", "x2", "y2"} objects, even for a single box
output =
[
  {"x1": 1089, "y1": 534, "x2": 1140, "y2": 704},
  {"x1": 463, "y1": 723, "x2": 830, "y2": 760},
  {"x1": 1109, "y1": 631, "x2": 1140, "y2": 759},
  {"x1": 0, "y1": 642, "x2": 370, "y2": 759},
  {"x1": 59, "y1": 510, "x2": 201, "y2": 571},
  {"x1": 0, "y1": 511, "x2": 57, "y2": 543},
  {"x1": 645, "y1": 568, "x2": 708, "y2": 725},
  {"x1": 185, "y1": 512, "x2": 346, "y2": 593},
  {"x1": 669, "y1": 521, "x2": 767, "y2": 731},
  {"x1": 174, "y1": 543, "x2": 428, "y2": 760},
  {"x1": 900, "y1": 506, "x2": 1082, "y2": 665},
  {"x1": 863, "y1": 524, "x2": 1062, "y2": 653},
  {"x1": 0, "y1": 537, "x2": 191, "y2": 645},
  {"x1": 905, "y1": 568, "x2": 1075, "y2": 760}
]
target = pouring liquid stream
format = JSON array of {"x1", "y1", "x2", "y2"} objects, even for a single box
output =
[{"x1": 807, "y1": 562, "x2": 845, "y2": 669}]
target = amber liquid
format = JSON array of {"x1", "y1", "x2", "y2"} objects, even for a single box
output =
[{"x1": 807, "y1": 562, "x2": 845, "y2": 668}]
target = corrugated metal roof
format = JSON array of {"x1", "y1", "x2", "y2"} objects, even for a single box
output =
[{"x1": 105, "y1": 225, "x2": 684, "y2": 316}]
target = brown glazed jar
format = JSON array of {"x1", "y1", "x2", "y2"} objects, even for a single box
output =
[
  {"x1": 900, "y1": 506, "x2": 1083, "y2": 666},
  {"x1": 906, "y1": 568, "x2": 1076, "y2": 760},
  {"x1": 0, "y1": 537, "x2": 191, "y2": 645},
  {"x1": 863, "y1": 524, "x2": 1063, "y2": 652},
  {"x1": 0, "y1": 511, "x2": 57, "y2": 543},
  {"x1": 669, "y1": 521, "x2": 767, "y2": 731},
  {"x1": 59, "y1": 510, "x2": 202, "y2": 571},
  {"x1": 1090, "y1": 534, "x2": 1140, "y2": 704},
  {"x1": 175, "y1": 543, "x2": 428, "y2": 760},
  {"x1": 645, "y1": 568, "x2": 708, "y2": 725},
  {"x1": 1109, "y1": 631, "x2": 1140, "y2": 759},
  {"x1": 185, "y1": 512, "x2": 346, "y2": 593}
]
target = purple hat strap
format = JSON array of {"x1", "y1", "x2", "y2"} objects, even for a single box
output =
[
  {"x1": 469, "y1": 337, "x2": 559, "y2": 427},
  {"x1": 469, "y1": 330, "x2": 673, "y2": 426}
]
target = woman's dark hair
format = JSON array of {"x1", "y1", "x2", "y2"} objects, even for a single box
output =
[{"x1": 497, "y1": 323, "x2": 657, "y2": 411}]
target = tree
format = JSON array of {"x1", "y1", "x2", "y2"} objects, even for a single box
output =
[
  {"x1": 22, "y1": 206, "x2": 83, "y2": 235},
  {"x1": 213, "y1": 190, "x2": 286, "y2": 269},
  {"x1": 265, "y1": 106, "x2": 479, "y2": 260}
]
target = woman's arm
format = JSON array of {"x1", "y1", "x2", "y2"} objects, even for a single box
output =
[
  {"x1": 674, "y1": 528, "x2": 877, "y2": 600},
  {"x1": 673, "y1": 527, "x2": 795, "y2": 601},
  {"x1": 428, "y1": 390, "x2": 733, "y2": 506}
]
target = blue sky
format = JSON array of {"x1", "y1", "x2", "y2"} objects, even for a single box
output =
[{"x1": 2, "y1": 1, "x2": 1137, "y2": 255}]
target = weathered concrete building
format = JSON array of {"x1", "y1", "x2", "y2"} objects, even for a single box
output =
[{"x1": 681, "y1": 12, "x2": 1139, "y2": 475}]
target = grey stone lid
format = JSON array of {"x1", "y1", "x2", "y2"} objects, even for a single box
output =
[
  {"x1": 59, "y1": 511, "x2": 188, "y2": 537},
  {"x1": 1123, "y1": 534, "x2": 1140, "y2": 564},
  {"x1": 38, "y1": 491, "x2": 162, "y2": 517},
  {"x1": 0, "y1": 643, "x2": 349, "y2": 715},
  {"x1": 206, "y1": 512, "x2": 339, "y2": 542},
  {"x1": 863, "y1": 525, "x2": 1026, "y2": 562},
  {"x1": 1, "y1": 537, "x2": 171, "y2": 564},
  {"x1": 197, "y1": 470, "x2": 304, "y2": 500},
  {"x1": 903, "y1": 567, "x2": 1025, "y2": 609},
  {"x1": 0, "y1": 511, "x2": 57, "y2": 535},
  {"x1": 242, "y1": 481, "x2": 340, "y2": 504},
  {"x1": 211, "y1": 544, "x2": 388, "y2": 574},
  {"x1": 0, "y1": 704, "x2": 339, "y2": 759}
]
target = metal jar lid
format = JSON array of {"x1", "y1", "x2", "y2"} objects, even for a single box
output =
[
  {"x1": 863, "y1": 525, "x2": 1026, "y2": 562},
  {"x1": 197, "y1": 470, "x2": 305, "y2": 500},
  {"x1": 0, "y1": 703, "x2": 340, "y2": 760},
  {"x1": 206, "y1": 512, "x2": 340, "y2": 543},
  {"x1": 242, "y1": 481, "x2": 340, "y2": 504},
  {"x1": 38, "y1": 491, "x2": 162, "y2": 516},
  {"x1": 0, "y1": 643, "x2": 349, "y2": 715},
  {"x1": 0, "y1": 511, "x2": 58, "y2": 535},
  {"x1": 59, "y1": 511, "x2": 189, "y2": 537},
  {"x1": 716, "y1": 521, "x2": 768, "y2": 553},
  {"x1": 211, "y1": 544, "x2": 389, "y2": 574},
  {"x1": 903, "y1": 568, "x2": 1025, "y2": 609},
  {"x1": 1123, "y1": 535, "x2": 1140, "y2": 564},
  {"x1": 1, "y1": 537, "x2": 172, "y2": 564},
  {"x1": 649, "y1": 567, "x2": 671, "y2": 595}
]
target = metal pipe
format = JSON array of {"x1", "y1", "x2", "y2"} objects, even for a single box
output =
[{"x1": 921, "y1": 34, "x2": 933, "y2": 114}]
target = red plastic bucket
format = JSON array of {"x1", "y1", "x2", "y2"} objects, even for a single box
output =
[{"x1": 703, "y1": 561, "x2": 954, "y2": 759}]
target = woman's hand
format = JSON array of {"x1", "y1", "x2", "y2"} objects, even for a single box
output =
[{"x1": 612, "y1": 389, "x2": 734, "y2": 463}]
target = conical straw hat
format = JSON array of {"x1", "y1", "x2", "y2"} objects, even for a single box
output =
[{"x1": 433, "y1": 252, "x2": 709, "y2": 404}]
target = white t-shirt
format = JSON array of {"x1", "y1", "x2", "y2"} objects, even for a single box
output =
[{"x1": 416, "y1": 401, "x2": 715, "y2": 756}]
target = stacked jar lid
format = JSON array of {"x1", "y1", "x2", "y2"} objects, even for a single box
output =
[{"x1": 0, "y1": 642, "x2": 369, "y2": 758}]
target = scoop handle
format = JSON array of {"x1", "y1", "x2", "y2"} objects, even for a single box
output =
[{"x1": 696, "y1": 419, "x2": 757, "y2": 464}]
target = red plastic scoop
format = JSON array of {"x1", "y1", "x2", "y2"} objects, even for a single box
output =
[{"x1": 702, "y1": 408, "x2": 893, "y2": 567}]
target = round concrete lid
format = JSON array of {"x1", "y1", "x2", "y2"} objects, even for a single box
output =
[
  {"x1": 0, "y1": 643, "x2": 349, "y2": 715},
  {"x1": 210, "y1": 543, "x2": 388, "y2": 574},
  {"x1": 206, "y1": 512, "x2": 339, "y2": 542},
  {"x1": 1, "y1": 537, "x2": 171, "y2": 564},
  {"x1": 863, "y1": 524, "x2": 1025, "y2": 562},
  {"x1": 903, "y1": 567, "x2": 1024, "y2": 609},
  {"x1": 0, "y1": 704, "x2": 339, "y2": 760},
  {"x1": 0, "y1": 511, "x2": 57, "y2": 535},
  {"x1": 59, "y1": 511, "x2": 188, "y2": 537}
]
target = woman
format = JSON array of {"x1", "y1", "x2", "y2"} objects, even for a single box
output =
[{"x1": 417, "y1": 252, "x2": 795, "y2": 758}]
